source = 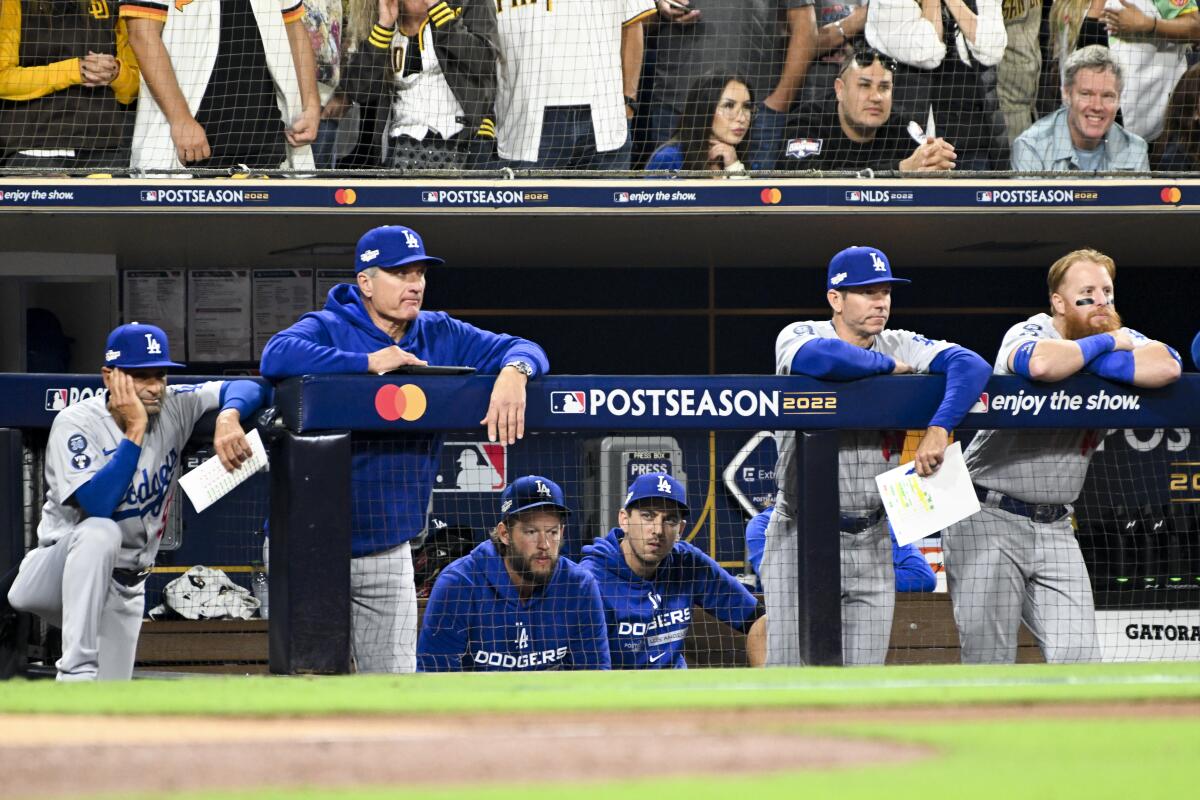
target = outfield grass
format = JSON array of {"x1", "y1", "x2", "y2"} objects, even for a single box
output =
[
  {"x1": 6, "y1": 663, "x2": 1197, "y2": 800},
  {"x1": 1, "y1": 661, "x2": 1199, "y2": 717}
]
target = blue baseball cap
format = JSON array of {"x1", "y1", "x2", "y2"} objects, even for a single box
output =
[
  {"x1": 499, "y1": 475, "x2": 570, "y2": 521},
  {"x1": 355, "y1": 225, "x2": 445, "y2": 273},
  {"x1": 1191, "y1": 331, "x2": 1200, "y2": 371},
  {"x1": 826, "y1": 246, "x2": 911, "y2": 290},
  {"x1": 103, "y1": 323, "x2": 183, "y2": 369},
  {"x1": 623, "y1": 473, "x2": 689, "y2": 513}
]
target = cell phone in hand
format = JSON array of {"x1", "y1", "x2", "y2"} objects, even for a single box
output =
[{"x1": 662, "y1": 0, "x2": 696, "y2": 12}]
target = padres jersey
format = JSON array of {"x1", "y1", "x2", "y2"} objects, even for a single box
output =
[
  {"x1": 492, "y1": 0, "x2": 656, "y2": 162},
  {"x1": 38, "y1": 382, "x2": 224, "y2": 569},
  {"x1": 965, "y1": 313, "x2": 1152, "y2": 504},
  {"x1": 417, "y1": 540, "x2": 611, "y2": 671},
  {"x1": 580, "y1": 530, "x2": 760, "y2": 669},
  {"x1": 774, "y1": 320, "x2": 953, "y2": 516}
]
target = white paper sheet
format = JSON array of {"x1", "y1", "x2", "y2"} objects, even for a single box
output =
[
  {"x1": 874, "y1": 441, "x2": 980, "y2": 546},
  {"x1": 179, "y1": 428, "x2": 268, "y2": 514}
]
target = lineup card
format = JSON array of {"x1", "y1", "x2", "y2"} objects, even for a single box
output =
[
  {"x1": 179, "y1": 428, "x2": 269, "y2": 513},
  {"x1": 875, "y1": 441, "x2": 981, "y2": 546}
]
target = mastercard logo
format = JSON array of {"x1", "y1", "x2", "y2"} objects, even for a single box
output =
[
  {"x1": 375, "y1": 384, "x2": 427, "y2": 422},
  {"x1": 334, "y1": 188, "x2": 357, "y2": 205},
  {"x1": 760, "y1": 188, "x2": 783, "y2": 205},
  {"x1": 1160, "y1": 187, "x2": 1182, "y2": 204}
]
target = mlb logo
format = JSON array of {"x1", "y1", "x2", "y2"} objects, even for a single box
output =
[
  {"x1": 550, "y1": 391, "x2": 586, "y2": 414},
  {"x1": 613, "y1": 192, "x2": 630, "y2": 203},
  {"x1": 436, "y1": 442, "x2": 507, "y2": 492},
  {"x1": 845, "y1": 191, "x2": 862, "y2": 202},
  {"x1": 140, "y1": 190, "x2": 158, "y2": 202},
  {"x1": 45, "y1": 389, "x2": 68, "y2": 411},
  {"x1": 976, "y1": 191, "x2": 993, "y2": 202},
  {"x1": 421, "y1": 191, "x2": 440, "y2": 203},
  {"x1": 969, "y1": 392, "x2": 989, "y2": 413}
]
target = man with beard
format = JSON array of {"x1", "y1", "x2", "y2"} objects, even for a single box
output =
[
  {"x1": 580, "y1": 474, "x2": 766, "y2": 669},
  {"x1": 417, "y1": 476, "x2": 610, "y2": 671},
  {"x1": 944, "y1": 248, "x2": 1182, "y2": 664},
  {"x1": 7, "y1": 323, "x2": 263, "y2": 680}
]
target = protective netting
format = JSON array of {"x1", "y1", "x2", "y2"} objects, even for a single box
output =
[{"x1": 3, "y1": 0, "x2": 1198, "y2": 175}]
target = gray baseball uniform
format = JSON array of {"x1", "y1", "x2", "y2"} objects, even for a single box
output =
[
  {"x1": 8, "y1": 382, "x2": 224, "y2": 680},
  {"x1": 943, "y1": 313, "x2": 1152, "y2": 664},
  {"x1": 762, "y1": 319, "x2": 952, "y2": 665}
]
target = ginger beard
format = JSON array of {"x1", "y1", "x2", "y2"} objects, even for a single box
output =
[{"x1": 1060, "y1": 302, "x2": 1123, "y2": 340}]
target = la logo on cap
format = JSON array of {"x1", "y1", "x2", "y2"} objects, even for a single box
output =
[
  {"x1": 656, "y1": 475, "x2": 672, "y2": 494},
  {"x1": 870, "y1": 252, "x2": 886, "y2": 272},
  {"x1": 144, "y1": 333, "x2": 162, "y2": 355},
  {"x1": 535, "y1": 480, "x2": 552, "y2": 497},
  {"x1": 403, "y1": 230, "x2": 419, "y2": 249}
]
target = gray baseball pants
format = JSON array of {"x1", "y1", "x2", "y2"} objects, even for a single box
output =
[
  {"x1": 943, "y1": 505, "x2": 1100, "y2": 664},
  {"x1": 761, "y1": 506, "x2": 894, "y2": 666},
  {"x1": 7, "y1": 518, "x2": 144, "y2": 681}
]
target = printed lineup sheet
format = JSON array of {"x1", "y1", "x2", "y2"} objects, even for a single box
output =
[
  {"x1": 875, "y1": 441, "x2": 981, "y2": 545},
  {"x1": 179, "y1": 428, "x2": 269, "y2": 514}
]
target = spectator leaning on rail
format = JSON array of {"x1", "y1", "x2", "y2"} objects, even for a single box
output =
[
  {"x1": 1011, "y1": 45, "x2": 1149, "y2": 172},
  {"x1": 761, "y1": 246, "x2": 990, "y2": 666},
  {"x1": 580, "y1": 474, "x2": 767, "y2": 669},
  {"x1": 943, "y1": 248, "x2": 1182, "y2": 664},
  {"x1": 259, "y1": 224, "x2": 548, "y2": 674},
  {"x1": 121, "y1": 0, "x2": 320, "y2": 172},
  {"x1": 417, "y1": 476, "x2": 611, "y2": 672},
  {"x1": 778, "y1": 44, "x2": 957, "y2": 171},
  {"x1": 0, "y1": 0, "x2": 140, "y2": 171},
  {"x1": 865, "y1": 0, "x2": 1009, "y2": 169}
]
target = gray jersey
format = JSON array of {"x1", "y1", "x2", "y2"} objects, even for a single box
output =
[
  {"x1": 964, "y1": 313, "x2": 1153, "y2": 504},
  {"x1": 773, "y1": 320, "x2": 954, "y2": 516},
  {"x1": 39, "y1": 382, "x2": 223, "y2": 569}
]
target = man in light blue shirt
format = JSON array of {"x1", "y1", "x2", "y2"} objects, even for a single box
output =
[{"x1": 1011, "y1": 45, "x2": 1149, "y2": 172}]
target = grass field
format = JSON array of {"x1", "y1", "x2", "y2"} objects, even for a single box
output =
[{"x1": 2, "y1": 662, "x2": 1198, "y2": 800}]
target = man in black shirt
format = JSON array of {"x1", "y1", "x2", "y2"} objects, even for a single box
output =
[{"x1": 778, "y1": 46, "x2": 957, "y2": 172}]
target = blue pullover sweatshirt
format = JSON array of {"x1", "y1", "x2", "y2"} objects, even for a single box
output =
[
  {"x1": 260, "y1": 284, "x2": 549, "y2": 556},
  {"x1": 417, "y1": 539, "x2": 611, "y2": 672},
  {"x1": 579, "y1": 529, "x2": 761, "y2": 669}
]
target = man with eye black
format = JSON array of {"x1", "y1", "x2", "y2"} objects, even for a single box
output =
[{"x1": 942, "y1": 248, "x2": 1182, "y2": 665}]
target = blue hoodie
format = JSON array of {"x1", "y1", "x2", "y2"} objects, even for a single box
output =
[
  {"x1": 416, "y1": 539, "x2": 611, "y2": 672},
  {"x1": 260, "y1": 284, "x2": 549, "y2": 556},
  {"x1": 579, "y1": 529, "x2": 761, "y2": 669}
]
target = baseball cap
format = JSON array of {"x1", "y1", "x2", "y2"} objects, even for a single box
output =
[
  {"x1": 499, "y1": 475, "x2": 570, "y2": 521},
  {"x1": 623, "y1": 473, "x2": 689, "y2": 514},
  {"x1": 103, "y1": 323, "x2": 183, "y2": 369},
  {"x1": 354, "y1": 225, "x2": 445, "y2": 273},
  {"x1": 826, "y1": 246, "x2": 911, "y2": 290}
]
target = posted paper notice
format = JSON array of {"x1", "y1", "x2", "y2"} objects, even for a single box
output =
[{"x1": 875, "y1": 441, "x2": 980, "y2": 546}]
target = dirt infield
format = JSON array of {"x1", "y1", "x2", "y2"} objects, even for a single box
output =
[{"x1": 0, "y1": 702, "x2": 1196, "y2": 798}]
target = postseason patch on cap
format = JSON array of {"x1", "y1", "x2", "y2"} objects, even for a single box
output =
[{"x1": 785, "y1": 138, "x2": 822, "y2": 159}]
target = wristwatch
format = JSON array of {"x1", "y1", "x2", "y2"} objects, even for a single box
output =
[{"x1": 505, "y1": 360, "x2": 534, "y2": 378}]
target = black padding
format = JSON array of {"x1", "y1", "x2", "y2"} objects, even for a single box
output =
[
  {"x1": 268, "y1": 430, "x2": 352, "y2": 674},
  {"x1": 794, "y1": 431, "x2": 843, "y2": 666}
]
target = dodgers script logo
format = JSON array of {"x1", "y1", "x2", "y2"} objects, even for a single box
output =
[{"x1": 113, "y1": 448, "x2": 179, "y2": 521}]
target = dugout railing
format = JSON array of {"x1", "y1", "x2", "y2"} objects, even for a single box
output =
[
  {"x1": 3, "y1": 372, "x2": 1199, "y2": 675},
  {"x1": 269, "y1": 372, "x2": 1200, "y2": 674}
]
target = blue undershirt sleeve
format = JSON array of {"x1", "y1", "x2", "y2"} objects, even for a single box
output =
[
  {"x1": 218, "y1": 380, "x2": 267, "y2": 419},
  {"x1": 72, "y1": 439, "x2": 141, "y2": 518},
  {"x1": 789, "y1": 339, "x2": 896, "y2": 380},
  {"x1": 927, "y1": 346, "x2": 991, "y2": 431},
  {"x1": 892, "y1": 538, "x2": 937, "y2": 592},
  {"x1": 1087, "y1": 350, "x2": 1136, "y2": 383},
  {"x1": 1010, "y1": 340, "x2": 1037, "y2": 377},
  {"x1": 745, "y1": 508, "x2": 772, "y2": 576}
]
